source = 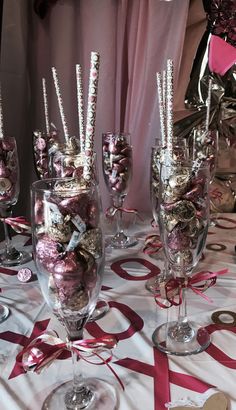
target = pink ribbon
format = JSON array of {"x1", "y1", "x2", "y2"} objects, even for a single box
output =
[
  {"x1": 106, "y1": 206, "x2": 142, "y2": 221},
  {"x1": 155, "y1": 269, "x2": 228, "y2": 308},
  {"x1": 0, "y1": 216, "x2": 31, "y2": 234},
  {"x1": 16, "y1": 331, "x2": 124, "y2": 389},
  {"x1": 143, "y1": 234, "x2": 162, "y2": 255}
]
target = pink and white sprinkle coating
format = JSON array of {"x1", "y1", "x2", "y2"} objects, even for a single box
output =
[
  {"x1": 42, "y1": 78, "x2": 50, "y2": 135},
  {"x1": 166, "y1": 59, "x2": 174, "y2": 155},
  {"x1": 205, "y1": 77, "x2": 213, "y2": 133},
  {"x1": 51, "y1": 67, "x2": 69, "y2": 143},
  {"x1": 83, "y1": 52, "x2": 100, "y2": 182},
  {"x1": 76, "y1": 64, "x2": 85, "y2": 153},
  {"x1": 156, "y1": 72, "x2": 166, "y2": 147}
]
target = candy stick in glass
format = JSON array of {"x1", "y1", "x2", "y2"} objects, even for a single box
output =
[
  {"x1": 51, "y1": 66, "x2": 70, "y2": 144},
  {"x1": 83, "y1": 52, "x2": 100, "y2": 183},
  {"x1": 76, "y1": 64, "x2": 85, "y2": 153}
]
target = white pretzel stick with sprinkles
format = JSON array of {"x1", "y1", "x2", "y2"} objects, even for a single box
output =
[
  {"x1": 166, "y1": 59, "x2": 174, "y2": 156},
  {"x1": 83, "y1": 51, "x2": 100, "y2": 182},
  {"x1": 156, "y1": 72, "x2": 166, "y2": 147},
  {"x1": 0, "y1": 85, "x2": 4, "y2": 139},
  {"x1": 76, "y1": 64, "x2": 85, "y2": 153},
  {"x1": 51, "y1": 67, "x2": 69, "y2": 143},
  {"x1": 162, "y1": 69, "x2": 166, "y2": 120},
  {"x1": 42, "y1": 78, "x2": 50, "y2": 135},
  {"x1": 205, "y1": 77, "x2": 213, "y2": 133}
]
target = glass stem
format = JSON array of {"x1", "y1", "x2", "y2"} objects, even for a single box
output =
[
  {"x1": 178, "y1": 284, "x2": 188, "y2": 326},
  {"x1": 2, "y1": 208, "x2": 18, "y2": 259},
  {"x1": 113, "y1": 195, "x2": 125, "y2": 236},
  {"x1": 71, "y1": 349, "x2": 85, "y2": 393}
]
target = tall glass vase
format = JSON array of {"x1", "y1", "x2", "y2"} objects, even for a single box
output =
[
  {"x1": 102, "y1": 132, "x2": 137, "y2": 249},
  {"x1": 0, "y1": 136, "x2": 31, "y2": 267},
  {"x1": 31, "y1": 178, "x2": 117, "y2": 409},
  {"x1": 152, "y1": 161, "x2": 211, "y2": 355}
]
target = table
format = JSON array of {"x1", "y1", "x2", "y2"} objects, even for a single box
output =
[{"x1": 0, "y1": 214, "x2": 236, "y2": 410}]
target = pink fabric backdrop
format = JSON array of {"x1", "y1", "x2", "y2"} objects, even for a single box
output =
[{"x1": 0, "y1": 0, "x2": 206, "y2": 222}]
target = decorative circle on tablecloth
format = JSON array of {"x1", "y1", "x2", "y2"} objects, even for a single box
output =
[
  {"x1": 206, "y1": 243, "x2": 226, "y2": 251},
  {"x1": 215, "y1": 217, "x2": 236, "y2": 229},
  {"x1": 211, "y1": 310, "x2": 236, "y2": 326}
]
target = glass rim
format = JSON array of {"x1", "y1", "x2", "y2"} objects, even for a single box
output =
[{"x1": 31, "y1": 177, "x2": 96, "y2": 194}]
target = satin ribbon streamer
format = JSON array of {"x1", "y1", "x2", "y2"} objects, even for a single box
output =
[
  {"x1": 16, "y1": 331, "x2": 124, "y2": 389},
  {"x1": 0, "y1": 216, "x2": 31, "y2": 234},
  {"x1": 106, "y1": 206, "x2": 142, "y2": 221},
  {"x1": 143, "y1": 234, "x2": 162, "y2": 255},
  {"x1": 155, "y1": 269, "x2": 228, "y2": 308}
]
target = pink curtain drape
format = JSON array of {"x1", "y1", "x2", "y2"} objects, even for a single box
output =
[{"x1": 0, "y1": 0, "x2": 206, "y2": 221}]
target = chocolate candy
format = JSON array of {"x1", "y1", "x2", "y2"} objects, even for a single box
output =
[
  {"x1": 17, "y1": 268, "x2": 33, "y2": 283},
  {"x1": 167, "y1": 227, "x2": 190, "y2": 251},
  {"x1": 79, "y1": 228, "x2": 102, "y2": 259},
  {"x1": 0, "y1": 177, "x2": 12, "y2": 195},
  {"x1": 172, "y1": 250, "x2": 193, "y2": 269},
  {"x1": 36, "y1": 236, "x2": 64, "y2": 267},
  {"x1": 52, "y1": 251, "x2": 89, "y2": 310},
  {"x1": 102, "y1": 134, "x2": 132, "y2": 195},
  {"x1": 170, "y1": 200, "x2": 196, "y2": 223}
]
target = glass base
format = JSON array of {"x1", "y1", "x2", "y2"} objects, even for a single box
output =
[
  {"x1": 88, "y1": 299, "x2": 109, "y2": 322},
  {"x1": 0, "y1": 249, "x2": 32, "y2": 267},
  {"x1": 152, "y1": 320, "x2": 211, "y2": 356},
  {"x1": 42, "y1": 378, "x2": 117, "y2": 410},
  {"x1": 0, "y1": 304, "x2": 9, "y2": 323},
  {"x1": 106, "y1": 232, "x2": 138, "y2": 249}
]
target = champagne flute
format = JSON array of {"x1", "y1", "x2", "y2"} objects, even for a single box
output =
[
  {"x1": 31, "y1": 177, "x2": 117, "y2": 409},
  {"x1": 0, "y1": 136, "x2": 31, "y2": 267},
  {"x1": 102, "y1": 132, "x2": 137, "y2": 248},
  {"x1": 52, "y1": 149, "x2": 109, "y2": 321},
  {"x1": 146, "y1": 139, "x2": 189, "y2": 293},
  {"x1": 152, "y1": 161, "x2": 210, "y2": 355}
]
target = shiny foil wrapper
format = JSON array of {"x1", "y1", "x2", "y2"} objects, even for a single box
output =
[
  {"x1": 171, "y1": 250, "x2": 193, "y2": 270},
  {"x1": 103, "y1": 135, "x2": 132, "y2": 194},
  {"x1": 78, "y1": 228, "x2": 103, "y2": 259}
]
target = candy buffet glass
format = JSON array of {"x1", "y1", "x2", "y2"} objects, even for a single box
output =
[
  {"x1": 31, "y1": 178, "x2": 116, "y2": 409},
  {"x1": 152, "y1": 162, "x2": 210, "y2": 355},
  {"x1": 102, "y1": 132, "x2": 137, "y2": 248},
  {"x1": 0, "y1": 136, "x2": 31, "y2": 267},
  {"x1": 146, "y1": 140, "x2": 189, "y2": 293},
  {"x1": 51, "y1": 151, "x2": 109, "y2": 321}
]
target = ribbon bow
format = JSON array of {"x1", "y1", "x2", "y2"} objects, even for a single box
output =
[
  {"x1": 106, "y1": 206, "x2": 142, "y2": 221},
  {"x1": 143, "y1": 234, "x2": 162, "y2": 255},
  {"x1": 16, "y1": 331, "x2": 124, "y2": 389},
  {"x1": 0, "y1": 216, "x2": 31, "y2": 234},
  {"x1": 155, "y1": 269, "x2": 228, "y2": 308}
]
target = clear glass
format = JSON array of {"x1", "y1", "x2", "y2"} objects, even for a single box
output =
[
  {"x1": 146, "y1": 138, "x2": 189, "y2": 293},
  {"x1": 0, "y1": 136, "x2": 31, "y2": 268},
  {"x1": 102, "y1": 132, "x2": 137, "y2": 248},
  {"x1": 31, "y1": 178, "x2": 116, "y2": 409},
  {"x1": 51, "y1": 150, "x2": 108, "y2": 322},
  {"x1": 152, "y1": 162, "x2": 211, "y2": 355}
]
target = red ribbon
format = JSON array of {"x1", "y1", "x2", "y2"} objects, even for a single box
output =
[
  {"x1": 16, "y1": 331, "x2": 124, "y2": 389},
  {"x1": 0, "y1": 216, "x2": 31, "y2": 234},
  {"x1": 143, "y1": 234, "x2": 162, "y2": 255},
  {"x1": 155, "y1": 269, "x2": 228, "y2": 308},
  {"x1": 106, "y1": 206, "x2": 142, "y2": 221}
]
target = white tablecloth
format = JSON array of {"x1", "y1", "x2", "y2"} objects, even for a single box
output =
[{"x1": 0, "y1": 214, "x2": 236, "y2": 410}]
